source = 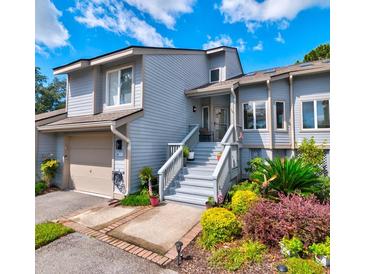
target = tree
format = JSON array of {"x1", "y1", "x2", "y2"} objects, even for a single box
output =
[
  {"x1": 35, "y1": 67, "x2": 66, "y2": 114},
  {"x1": 304, "y1": 43, "x2": 330, "y2": 62}
]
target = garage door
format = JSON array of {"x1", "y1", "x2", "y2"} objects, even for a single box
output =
[{"x1": 69, "y1": 133, "x2": 112, "y2": 197}]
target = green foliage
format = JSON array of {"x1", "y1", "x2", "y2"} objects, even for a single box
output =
[
  {"x1": 35, "y1": 222, "x2": 74, "y2": 249},
  {"x1": 35, "y1": 67, "x2": 66, "y2": 114},
  {"x1": 231, "y1": 190, "x2": 259, "y2": 214},
  {"x1": 200, "y1": 208, "x2": 241, "y2": 249},
  {"x1": 284, "y1": 258, "x2": 324, "y2": 274},
  {"x1": 228, "y1": 181, "x2": 261, "y2": 201},
  {"x1": 303, "y1": 43, "x2": 330, "y2": 62},
  {"x1": 309, "y1": 237, "x2": 330, "y2": 258},
  {"x1": 297, "y1": 137, "x2": 325, "y2": 172},
  {"x1": 35, "y1": 180, "x2": 47, "y2": 196},
  {"x1": 183, "y1": 146, "x2": 190, "y2": 158},
  {"x1": 207, "y1": 196, "x2": 215, "y2": 205},
  {"x1": 250, "y1": 157, "x2": 321, "y2": 196},
  {"x1": 208, "y1": 240, "x2": 267, "y2": 271},
  {"x1": 40, "y1": 159, "x2": 60, "y2": 186},
  {"x1": 245, "y1": 157, "x2": 264, "y2": 176},
  {"x1": 120, "y1": 190, "x2": 150, "y2": 206},
  {"x1": 280, "y1": 236, "x2": 304, "y2": 257},
  {"x1": 138, "y1": 166, "x2": 154, "y2": 189},
  {"x1": 313, "y1": 176, "x2": 330, "y2": 202}
]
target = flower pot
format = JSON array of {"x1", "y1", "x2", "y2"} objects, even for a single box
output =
[
  {"x1": 315, "y1": 255, "x2": 330, "y2": 267},
  {"x1": 216, "y1": 155, "x2": 221, "y2": 161},
  {"x1": 188, "y1": 152, "x2": 195, "y2": 160},
  {"x1": 150, "y1": 196, "x2": 160, "y2": 207}
]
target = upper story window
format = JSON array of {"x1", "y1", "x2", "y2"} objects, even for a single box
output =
[
  {"x1": 209, "y1": 68, "x2": 221, "y2": 83},
  {"x1": 302, "y1": 99, "x2": 330, "y2": 129},
  {"x1": 243, "y1": 101, "x2": 267, "y2": 130},
  {"x1": 275, "y1": 101, "x2": 285, "y2": 130},
  {"x1": 106, "y1": 66, "x2": 133, "y2": 106}
]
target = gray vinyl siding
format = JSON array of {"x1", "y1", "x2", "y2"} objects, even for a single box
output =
[
  {"x1": 68, "y1": 68, "x2": 94, "y2": 117},
  {"x1": 128, "y1": 54, "x2": 209, "y2": 193},
  {"x1": 208, "y1": 52, "x2": 226, "y2": 81},
  {"x1": 94, "y1": 66, "x2": 103, "y2": 114},
  {"x1": 238, "y1": 83, "x2": 270, "y2": 147},
  {"x1": 54, "y1": 134, "x2": 64, "y2": 188},
  {"x1": 293, "y1": 72, "x2": 330, "y2": 145},
  {"x1": 225, "y1": 50, "x2": 242, "y2": 79},
  {"x1": 271, "y1": 79, "x2": 291, "y2": 147},
  {"x1": 36, "y1": 133, "x2": 57, "y2": 181}
]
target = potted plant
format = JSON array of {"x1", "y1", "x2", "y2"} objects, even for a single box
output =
[
  {"x1": 148, "y1": 178, "x2": 160, "y2": 206},
  {"x1": 216, "y1": 151, "x2": 222, "y2": 161},
  {"x1": 279, "y1": 236, "x2": 303, "y2": 257},
  {"x1": 187, "y1": 150, "x2": 195, "y2": 161},
  {"x1": 205, "y1": 197, "x2": 216, "y2": 209},
  {"x1": 183, "y1": 146, "x2": 190, "y2": 167},
  {"x1": 309, "y1": 237, "x2": 330, "y2": 267}
]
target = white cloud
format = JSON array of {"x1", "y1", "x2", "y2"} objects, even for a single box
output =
[
  {"x1": 124, "y1": 0, "x2": 195, "y2": 29},
  {"x1": 277, "y1": 19, "x2": 290, "y2": 30},
  {"x1": 253, "y1": 41, "x2": 263, "y2": 51},
  {"x1": 202, "y1": 34, "x2": 246, "y2": 52},
  {"x1": 219, "y1": 0, "x2": 329, "y2": 32},
  {"x1": 73, "y1": 0, "x2": 174, "y2": 47},
  {"x1": 35, "y1": 0, "x2": 70, "y2": 50},
  {"x1": 275, "y1": 32, "x2": 285, "y2": 44}
]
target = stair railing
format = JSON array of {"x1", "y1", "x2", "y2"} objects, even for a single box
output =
[
  {"x1": 212, "y1": 125, "x2": 239, "y2": 202},
  {"x1": 158, "y1": 124, "x2": 200, "y2": 201}
]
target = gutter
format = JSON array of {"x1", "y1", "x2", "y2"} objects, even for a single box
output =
[{"x1": 110, "y1": 123, "x2": 131, "y2": 195}]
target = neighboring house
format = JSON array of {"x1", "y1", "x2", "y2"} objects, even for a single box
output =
[{"x1": 35, "y1": 45, "x2": 330, "y2": 206}]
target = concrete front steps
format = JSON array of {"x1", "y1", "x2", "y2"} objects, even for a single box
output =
[{"x1": 164, "y1": 142, "x2": 222, "y2": 206}]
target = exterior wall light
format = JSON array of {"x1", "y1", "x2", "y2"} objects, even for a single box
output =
[
  {"x1": 175, "y1": 241, "x2": 183, "y2": 265},
  {"x1": 193, "y1": 106, "x2": 197, "y2": 112}
]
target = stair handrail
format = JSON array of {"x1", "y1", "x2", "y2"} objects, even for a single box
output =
[{"x1": 159, "y1": 124, "x2": 200, "y2": 201}]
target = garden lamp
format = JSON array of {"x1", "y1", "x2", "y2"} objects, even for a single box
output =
[
  {"x1": 276, "y1": 264, "x2": 288, "y2": 272},
  {"x1": 175, "y1": 241, "x2": 183, "y2": 266}
]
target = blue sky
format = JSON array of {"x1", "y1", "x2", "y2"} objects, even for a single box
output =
[{"x1": 36, "y1": 0, "x2": 330, "y2": 81}]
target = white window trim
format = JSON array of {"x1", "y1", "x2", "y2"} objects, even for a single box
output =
[
  {"x1": 209, "y1": 67, "x2": 221, "y2": 83},
  {"x1": 274, "y1": 100, "x2": 286, "y2": 131},
  {"x1": 300, "y1": 98, "x2": 330, "y2": 131},
  {"x1": 201, "y1": 105, "x2": 210, "y2": 130},
  {"x1": 105, "y1": 64, "x2": 134, "y2": 110},
  {"x1": 242, "y1": 101, "x2": 268, "y2": 131}
]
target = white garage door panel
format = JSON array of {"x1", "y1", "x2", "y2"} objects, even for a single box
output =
[{"x1": 69, "y1": 133, "x2": 112, "y2": 197}]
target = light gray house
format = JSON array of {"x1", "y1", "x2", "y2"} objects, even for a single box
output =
[{"x1": 35, "y1": 45, "x2": 330, "y2": 206}]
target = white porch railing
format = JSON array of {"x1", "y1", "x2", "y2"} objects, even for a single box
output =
[
  {"x1": 158, "y1": 124, "x2": 200, "y2": 201},
  {"x1": 212, "y1": 124, "x2": 240, "y2": 202}
]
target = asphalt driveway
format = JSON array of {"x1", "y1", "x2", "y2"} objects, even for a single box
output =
[
  {"x1": 36, "y1": 191, "x2": 108, "y2": 224},
  {"x1": 36, "y1": 233, "x2": 177, "y2": 274}
]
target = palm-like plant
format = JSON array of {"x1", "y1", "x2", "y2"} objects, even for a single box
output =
[{"x1": 250, "y1": 157, "x2": 321, "y2": 196}]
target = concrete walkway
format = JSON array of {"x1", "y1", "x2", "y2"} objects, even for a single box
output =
[
  {"x1": 36, "y1": 191, "x2": 108, "y2": 224},
  {"x1": 36, "y1": 233, "x2": 177, "y2": 274}
]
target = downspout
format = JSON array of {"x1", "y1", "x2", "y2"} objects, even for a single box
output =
[
  {"x1": 267, "y1": 79, "x2": 274, "y2": 157},
  {"x1": 289, "y1": 75, "x2": 295, "y2": 155},
  {"x1": 111, "y1": 123, "x2": 131, "y2": 195},
  {"x1": 230, "y1": 84, "x2": 238, "y2": 140}
]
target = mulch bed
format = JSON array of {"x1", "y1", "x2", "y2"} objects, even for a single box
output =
[{"x1": 167, "y1": 234, "x2": 283, "y2": 274}]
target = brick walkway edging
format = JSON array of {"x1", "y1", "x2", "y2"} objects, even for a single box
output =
[{"x1": 57, "y1": 204, "x2": 202, "y2": 267}]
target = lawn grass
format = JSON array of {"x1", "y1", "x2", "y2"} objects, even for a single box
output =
[
  {"x1": 120, "y1": 191, "x2": 150, "y2": 206},
  {"x1": 35, "y1": 222, "x2": 74, "y2": 249}
]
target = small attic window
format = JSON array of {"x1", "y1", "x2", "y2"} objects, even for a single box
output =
[{"x1": 209, "y1": 68, "x2": 221, "y2": 83}]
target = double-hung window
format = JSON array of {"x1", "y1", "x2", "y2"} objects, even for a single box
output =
[
  {"x1": 209, "y1": 68, "x2": 221, "y2": 83},
  {"x1": 243, "y1": 101, "x2": 267, "y2": 130},
  {"x1": 106, "y1": 66, "x2": 133, "y2": 106},
  {"x1": 302, "y1": 99, "x2": 330, "y2": 129}
]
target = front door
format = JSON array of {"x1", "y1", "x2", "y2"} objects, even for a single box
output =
[{"x1": 214, "y1": 107, "x2": 229, "y2": 141}]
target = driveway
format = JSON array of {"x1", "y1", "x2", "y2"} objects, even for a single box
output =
[
  {"x1": 36, "y1": 233, "x2": 176, "y2": 274},
  {"x1": 36, "y1": 191, "x2": 108, "y2": 224}
]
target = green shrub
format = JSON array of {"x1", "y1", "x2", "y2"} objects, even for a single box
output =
[
  {"x1": 280, "y1": 236, "x2": 304, "y2": 257},
  {"x1": 209, "y1": 247, "x2": 244, "y2": 271},
  {"x1": 284, "y1": 258, "x2": 324, "y2": 274},
  {"x1": 250, "y1": 157, "x2": 321, "y2": 196},
  {"x1": 208, "y1": 240, "x2": 267, "y2": 271},
  {"x1": 297, "y1": 137, "x2": 325, "y2": 173},
  {"x1": 231, "y1": 190, "x2": 259, "y2": 214},
  {"x1": 309, "y1": 237, "x2": 330, "y2": 258},
  {"x1": 138, "y1": 166, "x2": 154, "y2": 189},
  {"x1": 120, "y1": 190, "x2": 150, "y2": 206},
  {"x1": 40, "y1": 158, "x2": 59, "y2": 186},
  {"x1": 200, "y1": 208, "x2": 241, "y2": 249},
  {"x1": 35, "y1": 180, "x2": 47, "y2": 196},
  {"x1": 313, "y1": 176, "x2": 330, "y2": 202},
  {"x1": 228, "y1": 181, "x2": 261, "y2": 200},
  {"x1": 35, "y1": 222, "x2": 74, "y2": 249},
  {"x1": 183, "y1": 146, "x2": 190, "y2": 158},
  {"x1": 245, "y1": 157, "x2": 265, "y2": 177}
]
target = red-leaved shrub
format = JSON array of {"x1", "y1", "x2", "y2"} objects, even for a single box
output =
[{"x1": 243, "y1": 194, "x2": 329, "y2": 247}]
